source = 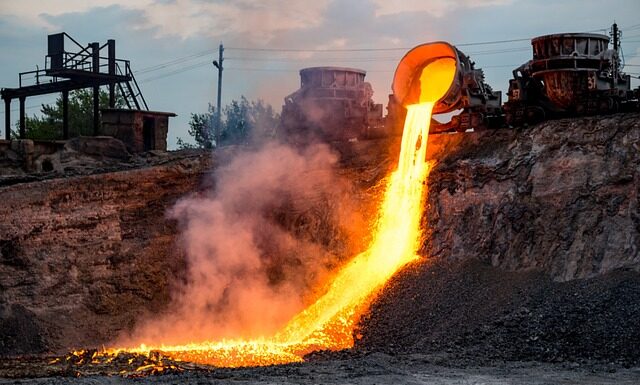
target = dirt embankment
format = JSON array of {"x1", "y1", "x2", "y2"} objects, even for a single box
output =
[
  {"x1": 0, "y1": 113, "x2": 639, "y2": 367},
  {"x1": 423, "y1": 113, "x2": 640, "y2": 281},
  {"x1": 0, "y1": 155, "x2": 211, "y2": 355}
]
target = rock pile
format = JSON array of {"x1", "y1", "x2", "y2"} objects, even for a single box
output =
[{"x1": 356, "y1": 259, "x2": 640, "y2": 366}]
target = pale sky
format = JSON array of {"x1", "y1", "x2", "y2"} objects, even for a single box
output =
[{"x1": 1, "y1": 0, "x2": 639, "y2": 148}]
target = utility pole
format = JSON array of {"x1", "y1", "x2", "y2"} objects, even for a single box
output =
[
  {"x1": 212, "y1": 43, "x2": 224, "y2": 147},
  {"x1": 611, "y1": 22, "x2": 620, "y2": 86}
]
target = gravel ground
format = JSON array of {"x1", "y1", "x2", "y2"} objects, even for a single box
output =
[
  {"x1": 2, "y1": 258, "x2": 639, "y2": 383},
  {"x1": 1, "y1": 353, "x2": 639, "y2": 384},
  {"x1": 355, "y1": 258, "x2": 640, "y2": 367}
]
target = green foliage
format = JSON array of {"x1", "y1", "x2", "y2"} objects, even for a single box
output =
[
  {"x1": 177, "y1": 104, "x2": 215, "y2": 150},
  {"x1": 177, "y1": 97, "x2": 279, "y2": 149},
  {"x1": 20, "y1": 89, "x2": 125, "y2": 140}
]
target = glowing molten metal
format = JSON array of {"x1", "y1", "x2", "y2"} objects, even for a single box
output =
[{"x1": 108, "y1": 57, "x2": 456, "y2": 368}]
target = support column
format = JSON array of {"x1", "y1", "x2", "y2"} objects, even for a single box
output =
[
  {"x1": 108, "y1": 39, "x2": 116, "y2": 108},
  {"x1": 108, "y1": 84, "x2": 115, "y2": 108},
  {"x1": 93, "y1": 87, "x2": 100, "y2": 135},
  {"x1": 62, "y1": 90, "x2": 69, "y2": 139},
  {"x1": 4, "y1": 99, "x2": 10, "y2": 140},
  {"x1": 92, "y1": 42, "x2": 100, "y2": 135},
  {"x1": 19, "y1": 97, "x2": 26, "y2": 139}
]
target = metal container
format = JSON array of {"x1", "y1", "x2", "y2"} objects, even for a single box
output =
[
  {"x1": 528, "y1": 33, "x2": 612, "y2": 109},
  {"x1": 391, "y1": 42, "x2": 464, "y2": 114},
  {"x1": 280, "y1": 67, "x2": 384, "y2": 141},
  {"x1": 389, "y1": 41, "x2": 502, "y2": 133}
]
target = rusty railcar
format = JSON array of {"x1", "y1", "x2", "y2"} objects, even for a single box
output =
[
  {"x1": 504, "y1": 28, "x2": 638, "y2": 126},
  {"x1": 279, "y1": 67, "x2": 384, "y2": 143}
]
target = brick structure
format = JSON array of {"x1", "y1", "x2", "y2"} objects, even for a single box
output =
[{"x1": 101, "y1": 109, "x2": 175, "y2": 152}]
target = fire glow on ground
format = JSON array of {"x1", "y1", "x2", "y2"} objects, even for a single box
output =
[{"x1": 90, "y1": 57, "x2": 457, "y2": 369}]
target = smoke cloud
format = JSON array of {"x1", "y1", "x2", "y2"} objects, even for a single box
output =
[{"x1": 122, "y1": 141, "x2": 369, "y2": 345}]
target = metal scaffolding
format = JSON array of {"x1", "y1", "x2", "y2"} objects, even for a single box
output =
[{"x1": 1, "y1": 32, "x2": 148, "y2": 140}]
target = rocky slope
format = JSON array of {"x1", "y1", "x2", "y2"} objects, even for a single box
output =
[
  {"x1": 352, "y1": 112, "x2": 640, "y2": 367},
  {"x1": 423, "y1": 113, "x2": 640, "y2": 281},
  {"x1": 0, "y1": 154, "x2": 212, "y2": 354},
  {"x1": 0, "y1": 112, "x2": 639, "y2": 362},
  {"x1": 0, "y1": 142, "x2": 383, "y2": 356}
]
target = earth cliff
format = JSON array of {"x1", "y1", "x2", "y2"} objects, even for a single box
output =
[{"x1": 0, "y1": 113, "x2": 638, "y2": 364}]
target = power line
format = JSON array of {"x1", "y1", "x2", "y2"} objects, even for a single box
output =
[
  {"x1": 227, "y1": 46, "x2": 406, "y2": 53},
  {"x1": 225, "y1": 47, "x2": 530, "y2": 64},
  {"x1": 225, "y1": 67, "x2": 294, "y2": 73},
  {"x1": 623, "y1": 23, "x2": 640, "y2": 32},
  {"x1": 134, "y1": 48, "x2": 216, "y2": 74},
  {"x1": 130, "y1": 25, "x2": 628, "y2": 83},
  {"x1": 469, "y1": 47, "x2": 529, "y2": 55},
  {"x1": 132, "y1": 28, "x2": 618, "y2": 77},
  {"x1": 139, "y1": 59, "x2": 213, "y2": 83},
  {"x1": 139, "y1": 46, "x2": 532, "y2": 83},
  {"x1": 225, "y1": 63, "x2": 524, "y2": 73},
  {"x1": 0, "y1": 104, "x2": 43, "y2": 116},
  {"x1": 0, "y1": 94, "x2": 57, "y2": 116},
  {"x1": 226, "y1": 56, "x2": 400, "y2": 63},
  {"x1": 482, "y1": 64, "x2": 521, "y2": 68},
  {"x1": 455, "y1": 37, "x2": 531, "y2": 47},
  {"x1": 225, "y1": 38, "x2": 532, "y2": 53},
  {"x1": 226, "y1": 48, "x2": 529, "y2": 67}
]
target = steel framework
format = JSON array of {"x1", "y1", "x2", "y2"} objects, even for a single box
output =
[{"x1": 1, "y1": 33, "x2": 148, "y2": 140}]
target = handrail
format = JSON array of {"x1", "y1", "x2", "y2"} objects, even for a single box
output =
[
  {"x1": 130, "y1": 70, "x2": 149, "y2": 110},
  {"x1": 11, "y1": 34, "x2": 146, "y2": 111},
  {"x1": 62, "y1": 46, "x2": 91, "y2": 67},
  {"x1": 62, "y1": 32, "x2": 85, "y2": 51},
  {"x1": 45, "y1": 51, "x2": 132, "y2": 75}
]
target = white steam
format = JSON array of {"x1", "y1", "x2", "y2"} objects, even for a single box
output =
[{"x1": 123, "y1": 142, "x2": 367, "y2": 345}]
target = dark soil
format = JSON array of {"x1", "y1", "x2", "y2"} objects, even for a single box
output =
[
  {"x1": 354, "y1": 258, "x2": 640, "y2": 367},
  {"x1": 0, "y1": 304, "x2": 46, "y2": 355}
]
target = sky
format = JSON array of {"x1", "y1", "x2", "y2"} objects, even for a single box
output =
[{"x1": 0, "y1": 0, "x2": 639, "y2": 149}]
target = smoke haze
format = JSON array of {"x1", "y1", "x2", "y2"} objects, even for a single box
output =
[{"x1": 122, "y1": 141, "x2": 368, "y2": 345}]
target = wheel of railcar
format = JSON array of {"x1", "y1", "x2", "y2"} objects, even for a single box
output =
[
  {"x1": 471, "y1": 112, "x2": 485, "y2": 130},
  {"x1": 526, "y1": 106, "x2": 545, "y2": 124},
  {"x1": 599, "y1": 97, "x2": 614, "y2": 113},
  {"x1": 612, "y1": 99, "x2": 620, "y2": 113},
  {"x1": 505, "y1": 105, "x2": 525, "y2": 127},
  {"x1": 505, "y1": 110, "x2": 514, "y2": 126}
]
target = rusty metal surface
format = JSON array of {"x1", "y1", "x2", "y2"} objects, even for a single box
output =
[{"x1": 280, "y1": 67, "x2": 385, "y2": 142}]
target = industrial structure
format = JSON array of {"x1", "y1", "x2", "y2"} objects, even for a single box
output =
[
  {"x1": 281, "y1": 26, "x2": 639, "y2": 141},
  {"x1": 504, "y1": 25, "x2": 637, "y2": 125},
  {"x1": 0, "y1": 33, "x2": 173, "y2": 152},
  {"x1": 388, "y1": 42, "x2": 503, "y2": 134},
  {"x1": 279, "y1": 67, "x2": 385, "y2": 142},
  {"x1": 101, "y1": 109, "x2": 175, "y2": 153},
  {"x1": 386, "y1": 23, "x2": 638, "y2": 134}
]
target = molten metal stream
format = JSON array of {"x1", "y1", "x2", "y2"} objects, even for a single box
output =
[{"x1": 108, "y1": 58, "x2": 456, "y2": 368}]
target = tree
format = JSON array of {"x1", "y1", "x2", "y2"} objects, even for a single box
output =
[
  {"x1": 177, "y1": 104, "x2": 215, "y2": 150},
  {"x1": 20, "y1": 88, "x2": 125, "y2": 140},
  {"x1": 177, "y1": 97, "x2": 279, "y2": 149}
]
